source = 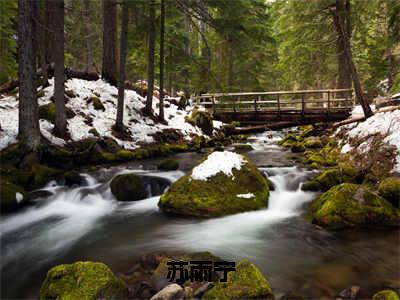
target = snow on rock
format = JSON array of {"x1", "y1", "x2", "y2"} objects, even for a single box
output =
[
  {"x1": 0, "y1": 78, "x2": 216, "y2": 150},
  {"x1": 338, "y1": 108, "x2": 400, "y2": 172},
  {"x1": 237, "y1": 193, "x2": 255, "y2": 199},
  {"x1": 191, "y1": 151, "x2": 245, "y2": 181},
  {"x1": 351, "y1": 104, "x2": 376, "y2": 118}
]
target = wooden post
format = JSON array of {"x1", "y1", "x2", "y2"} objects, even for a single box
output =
[
  {"x1": 255, "y1": 96, "x2": 259, "y2": 112},
  {"x1": 233, "y1": 96, "x2": 237, "y2": 113},
  {"x1": 301, "y1": 93, "x2": 305, "y2": 119},
  {"x1": 212, "y1": 96, "x2": 216, "y2": 115},
  {"x1": 277, "y1": 94, "x2": 281, "y2": 119},
  {"x1": 327, "y1": 90, "x2": 330, "y2": 117}
]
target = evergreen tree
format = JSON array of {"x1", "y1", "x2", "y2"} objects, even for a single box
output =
[
  {"x1": 102, "y1": 0, "x2": 117, "y2": 86},
  {"x1": 145, "y1": 0, "x2": 156, "y2": 115}
]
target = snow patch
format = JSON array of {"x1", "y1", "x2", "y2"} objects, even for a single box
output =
[
  {"x1": 237, "y1": 193, "x2": 255, "y2": 199},
  {"x1": 15, "y1": 192, "x2": 24, "y2": 203},
  {"x1": 191, "y1": 151, "x2": 245, "y2": 181},
  {"x1": 0, "y1": 78, "x2": 220, "y2": 150}
]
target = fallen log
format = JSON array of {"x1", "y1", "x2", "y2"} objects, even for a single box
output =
[{"x1": 0, "y1": 66, "x2": 100, "y2": 94}]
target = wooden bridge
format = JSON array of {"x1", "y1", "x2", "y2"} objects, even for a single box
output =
[{"x1": 192, "y1": 89, "x2": 354, "y2": 129}]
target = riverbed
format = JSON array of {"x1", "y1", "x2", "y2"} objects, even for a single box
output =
[{"x1": 1, "y1": 131, "x2": 399, "y2": 299}]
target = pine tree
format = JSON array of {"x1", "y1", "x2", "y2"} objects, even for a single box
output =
[
  {"x1": 18, "y1": 0, "x2": 41, "y2": 150},
  {"x1": 102, "y1": 0, "x2": 117, "y2": 86},
  {"x1": 51, "y1": 0, "x2": 67, "y2": 137},
  {"x1": 145, "y1": 0, "x2": 156, "y2": 115},
  {"x1": 159, "y1": 0, "x2": 165, "y2": 121},
  {"x1": 116, "y1": 0, "x2": 129, "y2": 132}
]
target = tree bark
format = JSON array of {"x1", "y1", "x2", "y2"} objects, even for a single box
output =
[
  {"x1": 159, "y1": 0, "x2": 165, "y2": 121},
  {"x1": 102, "y1": 0, "x2": 118, "y2": 86},
  {"x1": 336, "y1": 0, "x2": 351, "y2": 90},
  {"x1": 82, "y1": 0, "x2": 94, "y2": 73},
  {"x1": 332, "y1": 0, "x2": 373, "y2": 118},
  {"x1": 38, "y1": 0, "x2": 48, "y2": 87},
  {"x1": 51, "y1": 0, "x2": 66, "y2": 137},
  {"x1": 116, "y1": 0, "x2": 129, "y2": 131},
  {"x1": 145, "y1": 0, "x2": 156, "y2": 115},
  {"x1": 18, "y1": 0, "x2": 41, "y2": 150}
]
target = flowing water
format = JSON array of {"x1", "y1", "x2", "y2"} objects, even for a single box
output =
[{"x1": 1, "y1": 131, "x2": 399, "y2": 299}]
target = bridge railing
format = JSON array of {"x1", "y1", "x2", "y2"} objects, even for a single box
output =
[{"x1": 192, "y1": 89, "x2": 354, "y2": 115}]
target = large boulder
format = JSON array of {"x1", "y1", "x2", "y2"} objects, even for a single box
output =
[
  {"x1": 150, "y1": 284, "x2": 184, "y2": 300},
  {"x1": 202, "y1": 260, "x2": 274, "y2": 299},
  {"x1": 157, "y1": 158, "x2": 179, "y2": 171},
  {"x1": 302, "y1": 164, "x2": 360, "y2": 192},
  {"x1": 0, "y1": 179, "x2": 27, "y2": 213},
  {"x1": 378, "y1": 177, "x2": 400, "y2": 208},
  {"x1": 308, "y1": 183, "x2": 400, "y2": 229},
  {"x1": 372, "y1": 290, "x2": 399, "y2": 300},
  {"x1": 158, "y1": 151, "x2": 269, "y2": 217},
  {"x1": 39, "y1": 261, "x2": 127, "y2": 300},
  {"x1": 110, "y1": 174, "x2": 147, "y2": 201},
  {"x1": 185, "y1": 108, "x2": 213, "y2": 135}
]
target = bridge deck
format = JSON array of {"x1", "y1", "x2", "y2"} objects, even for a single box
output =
[{"x1": 192, "y1": 89, "x2": 353, "y2": 126}]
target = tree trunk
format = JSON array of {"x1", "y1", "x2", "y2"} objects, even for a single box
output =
[
  {"x1": 38, "y1": 0, "x2": 48, "y2": 87},
  {"x1": 51, "y1": 0, "x2": 66, "y2": 137},
  {"x1": 145, "y1": 0, "x2": 156, "y2": 115},
  {"x1": 159, "y1": 0, "x2": 165, "y2": 121},
  {"x1": 18, "y1": 0, "x2": 41, "y2": 150},
  {"x1": 116, "y1": 0, "x2": 129, "y2": 131},
  {"x1": 336, "y1": 0, "x2": 351, "y2": 90},
  {"x1": 102, "y1": 0, "x2": 117, "y2": 86},
  {"x1": 332, "y1": 0, "x2": 373, "y2": 118},
  {"x1": 82, "y1": 0, "x2": 94, "y2": 73},
  {"x1": 44, "y1": 0, "x2": 53, "y2": 65}
]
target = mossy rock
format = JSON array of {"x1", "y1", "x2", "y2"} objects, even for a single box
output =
[
  {"x1": 186, "y1": 109, "x2": 213, "y2": 135},
  {"x1": 158, "y1": 153, "x2": 269, "y2": 217},
  {"x1": 39, "y1": 261, "x2": 127, "y2": 300},
  {"x1": 64, "y1": 170, "x2": 85, "y2": 186},
  {"x1": 301, "y1": 180, "x2": 321, "y2": 192},
  {"x1": 303, "y1": 150, "x2": 337, "y2": 168},
  {"x1": 65, "y1": 89, "x2": 77, "y2": 98},
  {"x1": 378, "y1": 177, "x2": 400, "y2": 208},
  {"x1": 89, "y1": 128, "x2": 100, "y2": 137},
  {"x1": 151, "y1": 252, "x2": 221, "y2": 291},
  {"x1": 203, "y1": 260, "x2": 273, "y2": 299},
  {"x1": 234, "y1": 144, "x2": 254, "y2": 151},
  {"x1": 31, "y1": 164, "x2": 61, "y2": 188},
  {"x1": 303, "y1": 137, "x2": 323, "y2": 149},
  {"x1": 38, "y1": 103, "x2": 75, "y2": 123},
  {"x1": 157, "y1": 158, "x2": 179, "y2": 171},
  {"x1": 372, "y1": 290, "x2": 400, "y2": 300},
  {"x1": 314, "y1": 164, "x2": 360, "y2": 191},
  {"x1": 278, "y1": 133, "x2": 297, "y2": 147},
  {"x1": 110, "y1": 174, "x2": 147, "y2": 202},
  {"x1": 308, "y1": 183, "x2": 400, "y2": 229},
  {"x1": 37, "y1": 90, "x2": 46, "y2": 98},
  {"x1": 115, "y1": 150, "x2": 135, "y2": 161},
  {"x1": 88, "y1": 96, "x2": 105, "y2": 111},
  {"x1": 0, "y1": 179, "x2": 27, "y2": 213},
  {"x1": 291, "y1": 142, "x2": 305, "y2": 153}
]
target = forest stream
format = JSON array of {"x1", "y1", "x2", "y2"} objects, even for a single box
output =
[{"x1": 1, "y1": 131, "x2": 399, "y2": 299}]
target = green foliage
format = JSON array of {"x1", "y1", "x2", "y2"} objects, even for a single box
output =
[{"x1": 0, "y1": 0, "x2": 17, "y2": 84}]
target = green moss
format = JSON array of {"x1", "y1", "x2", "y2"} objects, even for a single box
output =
[
  {"x1": 158, "y1": 155, "x2": 269, "y2": 217},
  {"x1": 65, "y1": 89, "x2": 77, "y2": 98},
  {"x1": 314, "y1": 164, "x2": 360, "y2": 191},
  {"x1": 88, "y1": 96, "x2": 105, "y2": 111},
  {"x1": 299, "y1": 125, "x2": 314, "y2": 138},
  {"x1": 303, "y1": 137, "x2": 323, "y2": 149},
  {"x1": 0, "y1": 178, "x2": 26, "y2": 213},
  {"x1": 203, "y1": 260, "x2": 273, "y2": 299},
  {"x1": 89, "y1": 128, "x2": 100, "y2": 137},
  {"x1": 186, "y1": 109, "x2": 213, "y2": 135},
  {"x1": 278, "y1": 133, "x2": 297, "y2": 147},
  {"x1": 157, "y1": 158, "x2": 179, "y2": 171},
  {"x1": 115, "y1": 150, "x2": 135, "y2": 161},
  {"x1": 39, "y1": 261, "x2": 127, "y2": 300},
  {"x1": 291, "y1": 142, "x2": 305, "y2": 153},
  {"x1": 38, "y1": 103, "x2": 75, "y2": 123},
  {"x1": 31, "y1": 164, "x2": 60, "y2": 188},
  {"x1": 378, "y1": 177, "x2": 400, "y2": 207},
  {"x1": 301, "y1": 180, "x2": 321, "y2": 191},
  {"x1": 372, "y1": 290, "x2": 400, "y2": 300},
  {"x1": 308, "y1": 183, "x2": 400, "y2": 229},
  {"x1": 234, "y1": 144, "x2": 254, "y2": 151},
  {"x1": 110, "y1": 174, "x2": 146, "y2": 201},
  {"x1": 37, "y1": 90, "x2": 45, "y2": 98}
]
